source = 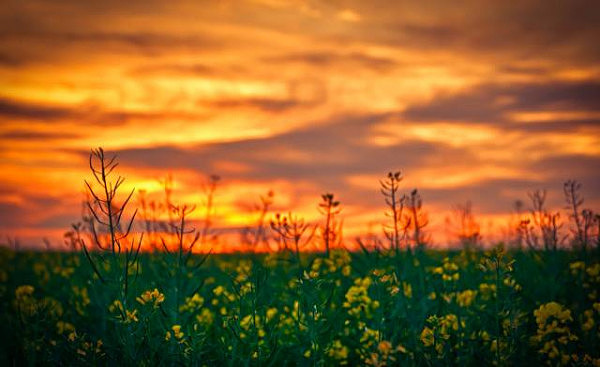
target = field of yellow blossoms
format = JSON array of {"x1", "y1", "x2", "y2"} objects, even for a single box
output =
[{"x1": 1, "y1": 246, "x2": 599, "y2": 366}]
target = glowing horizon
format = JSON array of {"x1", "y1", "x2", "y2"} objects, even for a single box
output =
[{"x1": 1, "y1": 1, "x2": 599, "y2": 251}]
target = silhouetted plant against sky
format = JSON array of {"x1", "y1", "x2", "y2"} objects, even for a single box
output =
[
  {"x1": 510, "y1": 200, "x2": 526, "y2": 249},
  {"x1": 380, "y1": 171, "x2": 406, "y2": 253},
  {"x1": 199, "y1": 174, "x2": 220, "y2": 249},
  {"x1": 524, "y1": 189, "x2": 564, "y2": 251},
  {"x1": 406, "y1": 189, "x2": 429, "y2": 248},
  {"x1": 160, "y1": 174, "x2": 176, "y2": 233},
  {"x1": 318, "y1": 193, "x2": 342, "y2": 256},
  {"x1": 447, "y1": 200, "x2": 481, "y2": 248},
  {"x1": 563, "y1": 180, "x2": 597, "y2": 250},
  {"x1": 564, "y1": 180, "x2": 584, "y2": 247},
  {"x1": 82, "y1": 147, "x2": 142, "y2": 309},
  {"x1": 240, "y1": 190, "x2": 275, "y2": 251},
  {"x1": 270, "y1": 212, "x2": 315, "y2": 262}
]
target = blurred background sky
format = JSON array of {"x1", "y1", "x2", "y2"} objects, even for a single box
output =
[{"x1": 1, "y1": 0, "x2": 599, "y2": 250}]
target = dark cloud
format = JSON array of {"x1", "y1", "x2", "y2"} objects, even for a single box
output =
[
  {"x1": 108, "y1": 113, "x2": 475, "y2": 192},
  {"x1": 0, "y1": 51, "x2": 25, "y2": 67},
  {"x1": 403, "y1": 81, "x2": 600, "y2": 123},
  {"x1": 204, "y1": 97, "x2": 302, "y2": 113},
  {"x1": 349, "y1": 1, "x2": 600, "y2": 63},
  {"x1": 0, "y1": 129, "x2": 81, "y2": 140},
  {"x1": 265, "y1": 51, "x2": 398, "y2": 72},
  {"x1": 528, "y1": 154, "x2": 600, "y2": 191},
  {"x1": 0, "y1": 190, "x2": 69, "y2": 229},
  {"x1": 422, "y1": 178, "x2": 541, "y2": 215},
  {"x1": 0, "y1": 97, "x2": 72, "y2": 121},
  {"x1": 0, "y1": 201, "x2": 29, "y2": 227},
  {"x1": 0, "y1": 97, "x2": 212, "y2": 125},
  {"x1": 129, "y1": 63, "x2": 218, "y2": 77}
]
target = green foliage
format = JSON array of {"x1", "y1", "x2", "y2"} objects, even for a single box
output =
[{"x1": 1, "y1": 246, "x2": 599, "y2": 366}]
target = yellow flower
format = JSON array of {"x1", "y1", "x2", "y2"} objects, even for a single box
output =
[
  {"x1": 587, "y1": 264, "x2": 600, "y2": 277},
  {"x1": 196, "y1": 308, "x2": 214, "y2": 326},
  {"x1": 56, "y1": 321, "x2": 75, "y2": 334},
  {"x1": 172, "y1": 325, "x2": 184, "y2": 340},
  {"x1": 402, "y1": 282, "x2": 413, "y2": 298},
  {"x1": 327, "y1": 339, "x2": 348, "y2": 361},
  {"x1": 136, "y1": 288, "x2": 165, "y2": 308},
  {"x1": 213, "y1": 285, "x2": 225, "y2": 296},
  {"x1": 534, "y1": 302, "x2": 572, "y2": 326},
  {"x1": 582, "y1": 309, "x2": 595, "y2": 332},
  {"x1": 125, "y1": 309, "x2": 138, "y2": 323},
  {"x1": 377, "y1": 340, "x2": 392, "y2": 354},
  {"x1": 15, "y1": 285, "x2": 34, "y2": 299},
  {"x1": 108, "y1": 299, "x2": 124, "y2": 314},
  {"x1": 266, "y1": 307, "x2": 278, "y2": 322},
  {"x1": 179, "y1": 293, "x2": 204, "y2": 313},
  {"x1": 456, "y1": 289, "x2": 477, "y2": 307},
  {"x1": 68, "y1": 331, "x2": 77, "y2": 342},
  {"x1": 420, "y1": 327, "x2": 435, "y2": 347}
]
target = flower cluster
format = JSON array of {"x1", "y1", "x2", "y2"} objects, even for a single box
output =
[
  {"x1": 136, "y1": 288, "x2": 165, "y2": 308},
  {"x1": 343, "y1": 277, "x2": 379, "y2": 319},
  {"x1": 165, "y1": 324, "x2": 185, "y2": 344},
  {"x1": 179, "y1": 293, "x2": 203, "y2": 313},
  {"x1": 108, "y1": 300, "x2": 138, "y2": 323},
  {"x1": 429, "y1": 258, "x2": 460, "y2": 282},
  {"x1": 531, "y1": 302, "x2": 578, "y2": 365},
  {"x1": 308, "y1": 250, "x2": 352, "y2": 279},
  {"x1": 420, "y1": 314, "x2": 464, "y2": 355}
]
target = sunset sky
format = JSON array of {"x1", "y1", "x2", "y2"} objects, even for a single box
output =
[{"x1": 1, "y1": 0, "x2": 599, "y2": 250}]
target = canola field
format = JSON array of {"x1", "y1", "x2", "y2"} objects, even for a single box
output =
[{"x1": 1, "y1": 246, "x2": 599, "y2": 366}]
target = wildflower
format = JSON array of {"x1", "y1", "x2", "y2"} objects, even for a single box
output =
[
  {"x1": 456, "y1": 289, "x2": 477, "y2": 307},
  {"x1": 68, "y1": 331, "x2": 77, "y2": 342},
  {"x1": 14, "y1": 285, "x2": 37, "y2": 315},
  {"x1": 420, "y1": 327, "x2": 434, "y2": 347},
  {"x1": 172, "y1": 325, "x2": 184, "y2": 340},
  {"x1": 56, "y1": 321, "x2": 75, "y2": 334},
  {"x1": 587, "y1": 263, "x2": 600, "y2": 278},
  {"x1": 343, "y1": 277, "x2": 378, "y2": 318},
  {"x1": 15, "y1": 285, "x2": 34, "y2": 299},
  {"x1": 108, "y1": 299, "x2": 124, "y2": 314},
  {"x1": 402, "y1": 282, "x2": 413, "y2": 298},
  {"x1": 196, "y1": 308, "x2": 214, "y2": 327},
  {"x1": 240, "y1": 314, "x2": 253, "y2": 330},
  {"x1": 531, "y1": 302, "x2": 578, "y2": 364},
  {"x1": 327, "y1": 340, "x2": 349, "y2": 362},
  {"x1": 179, "y1": 293, "x2": 203, "y2": 313},
  {"x1": 266, "y1": 307, "x2": 278, "y2": 322},
  {"x1": 213, "y1": 285, "x2": 225, "y2": 296},
  {"x1": 95, "y1": 340, "x2": 103, "y2": 354},
  {"x1": 136, "y1": 288, "x2": 165, "y2": 308},
  {"x1": 534, "y1": 302, "x2": 572, "y2": 326},
  {"x1": 377, "y1": 340, "x2": 392, "y2": 354},
  {"x1": 360, "y1": 328, "x2": 381, "y2": 349},
  {"x1": 125, "y1": 309, "x2": 138, "y2": 323},
  {"x1": 478, "y1": 283, "x2": 496, "y2": 300},
  {"x1": 569, "y1": 261, "x2": 585, "y2": 275},
  {"x1": 431, "y1": 267, "x2": 443, "y2": 275},
  {"x1": 582, "y1": 309, "x2": 595, "y2": 332}
]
